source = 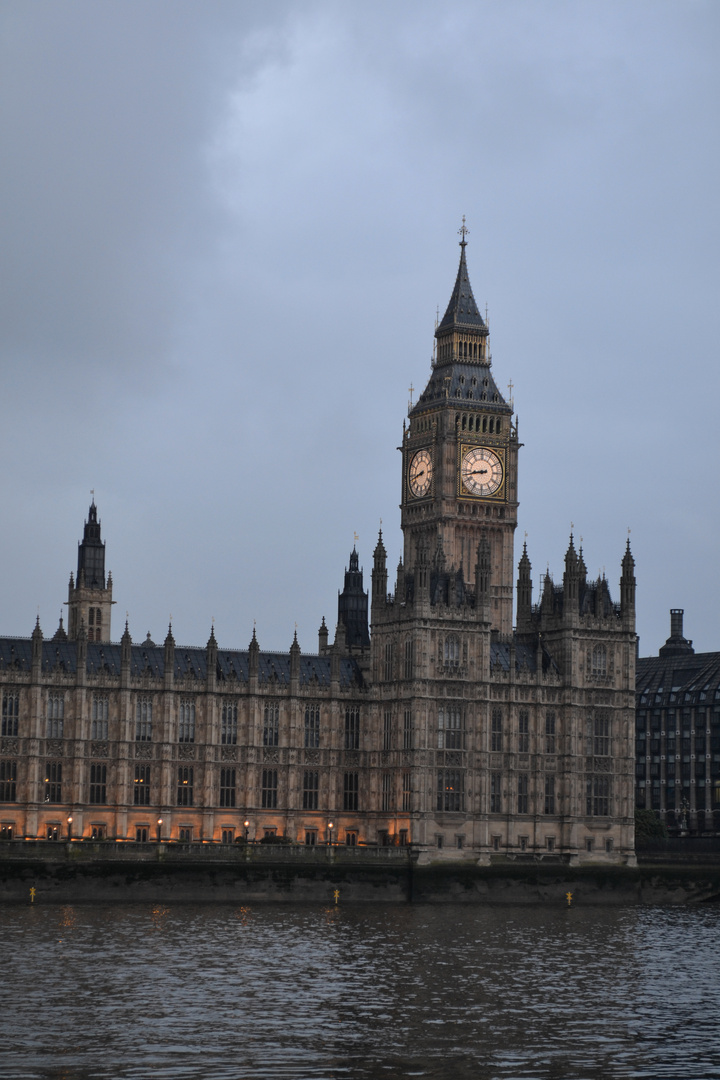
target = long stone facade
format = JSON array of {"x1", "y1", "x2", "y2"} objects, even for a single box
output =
[{"x1": 0, "y1": 240, "x2": 637, "y2": 862}]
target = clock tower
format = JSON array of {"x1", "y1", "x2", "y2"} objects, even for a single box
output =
[{"x1": 401, "y1": 229, "x2": 519, "y2": 635}]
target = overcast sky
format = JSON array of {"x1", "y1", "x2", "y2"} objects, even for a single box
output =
[{"x1": 1, "y1": 0, "x2": 718, "y2": 657}]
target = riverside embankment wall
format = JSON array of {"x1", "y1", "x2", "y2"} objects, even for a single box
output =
[{"x1": 2, "y1": 842, "x2": 720, "y2": 904}]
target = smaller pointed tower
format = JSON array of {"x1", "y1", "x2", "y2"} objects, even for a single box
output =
[
  {"x1": 371, "y1": 530, "x2": 387, "y2": 602},
  {"x1": 206, "y1": 624, "x2": 218, "y2": 692},
  {"x1": 620, "y1": 538, "x2": 636, "y2": 631},
  {"x1": 31, "y1": 616, "x2": 43, "y2": 682},
  {"x1": 67, "y1": 500, "x2": 115, "y2": 642},
  {"x1": 563, "y1": 533, "x2": 580, "y2": 624},
  {"x1": 163, "y1": 622, "x2": 175, "y2": 690},
  {"x1": 338, "y1": 546, "x2": 370, "y2": 649},
  {"x1": 516, "y1": 541, "x2": 533, "y2": 632}
]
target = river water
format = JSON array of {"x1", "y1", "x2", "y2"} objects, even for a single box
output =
[{"x1": 1, "y1": 902, "x2": 719, "y2": 1080}]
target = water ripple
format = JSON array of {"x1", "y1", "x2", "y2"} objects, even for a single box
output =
[{"x1": 1, "y1": 904, "x2": 719, "y2": 1079}]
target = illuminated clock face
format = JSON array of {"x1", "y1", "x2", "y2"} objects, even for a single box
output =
[
  {"x1": 409, "y1": 449, "x2": 433, "y2": 498},
  {"x1": 461, "y1": 446, "x2": 503, "y2": 496}
]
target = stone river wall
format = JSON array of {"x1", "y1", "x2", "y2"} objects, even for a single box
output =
[{"x1": 1, "y1": 841, "x2": 720, "y2": 905}]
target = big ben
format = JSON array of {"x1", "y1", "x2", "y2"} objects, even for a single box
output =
[{"x1": 401, "y1": 224, "x2": 519, "y2": 635}]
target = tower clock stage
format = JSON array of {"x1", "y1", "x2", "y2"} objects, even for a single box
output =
[{"x1": 401, "y1": 228, "x2": 518, "y2": 636}]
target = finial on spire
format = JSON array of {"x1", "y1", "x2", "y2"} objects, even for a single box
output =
[{"x1": 458, "y1": 215, "x2": 469, "y2": 248}]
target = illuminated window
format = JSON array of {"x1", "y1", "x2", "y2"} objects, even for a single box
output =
[
  {"x1": 133, "y1": 764, "x2": 150, "y2": 806},
  {"x1": 177, "y1": 766, "x2": 194, "y2": 806},
  {"x1": 437, "y1": 770, "x2": 463, "y2": 812},
  {"x1": 44, "y1": 761, "x2": 62, "y2": 803}
]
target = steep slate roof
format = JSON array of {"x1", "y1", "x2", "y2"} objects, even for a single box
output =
[
  {"x1": 0, "y1": 638, "x2": 364, "y2": 688},
  {"x1": 436, "y1": 242, "x2": 487, "y2": 333}
]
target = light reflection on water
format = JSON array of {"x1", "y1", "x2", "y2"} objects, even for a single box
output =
[{"x1": 1, "y1": 902, "x2": 719, "y2": 1079}]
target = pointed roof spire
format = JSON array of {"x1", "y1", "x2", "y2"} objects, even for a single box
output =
[{"x1": 436, "y1": 219, "x2": 487, "y2": 334}]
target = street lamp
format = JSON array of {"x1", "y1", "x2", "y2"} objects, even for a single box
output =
[
  {"x1": 244, "y1": 820, "x2": 250, "y2": 843},
  {"x1": 157, "y1": 817, "x2": 163, "y2": 843},
  {"x1": 67, "y1": 815, "x2": 73, "y2": 842},
  {"x1": 328, "y1": 821, "x2": 334, "y2": 847}
]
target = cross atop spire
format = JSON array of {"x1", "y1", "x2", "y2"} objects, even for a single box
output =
[{"x1": 458, "y1": 214, "x2": 470, "y2": 248}]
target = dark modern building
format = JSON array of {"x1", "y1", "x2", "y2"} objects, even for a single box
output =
[{"x1": 636, "y1": 610, "x2": 720, "y2": 831}]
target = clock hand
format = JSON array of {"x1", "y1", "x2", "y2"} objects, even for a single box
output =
[{"x1": 471, "y1": 469, "x2": 488, "y2": 476}]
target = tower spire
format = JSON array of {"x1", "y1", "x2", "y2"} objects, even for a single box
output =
[{"x1": 436, "y1": 221, "x2": 487, "y2": 337}]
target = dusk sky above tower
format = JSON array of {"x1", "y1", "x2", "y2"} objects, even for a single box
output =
[{"x1": 0, "y1": 1, "x2": 718, "y2": 656}]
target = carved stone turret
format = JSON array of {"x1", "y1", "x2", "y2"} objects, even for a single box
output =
[
  {"x1": 371, "y1": 530, "x2": 387, "y2": 607},
  {"x1": 516, "y1": 541, "x2": 532, "y2": 632},
  {"x1": 206, "y1": 625, "x2": 218, "y2": 693},
  {"x1": 31, "y1": 616, "x2": 43, "y2": 682}
]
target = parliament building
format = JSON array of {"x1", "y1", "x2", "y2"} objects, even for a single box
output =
[{"x1": 0, "y1": 239, "x2": 638, "y2": 862}]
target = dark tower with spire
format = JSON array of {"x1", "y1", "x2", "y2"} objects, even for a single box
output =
[
  {"x1": 400, "y1": 224, "x2": 519, "y2": 635},
  {"x1": 66, "y1": 500, "x2": 115, "y2": 642},
  {"x1": 337, "y1": 546, "x2": 370, "y2": 650}
]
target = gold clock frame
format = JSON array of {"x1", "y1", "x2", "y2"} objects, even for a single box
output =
[{"x1": 457, "y1": 443, "x2": 507, "y2": 501}]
